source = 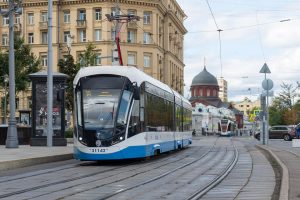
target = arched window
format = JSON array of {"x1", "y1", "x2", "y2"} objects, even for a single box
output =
[
  {"x1": 213, "y1": 89, "x2": 217, "y2": 96},
  {"x1": 207, "y1": 89, "x2": 211, "y2": 96}
]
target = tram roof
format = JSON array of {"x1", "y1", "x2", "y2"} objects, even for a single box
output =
[{"x1": 74, "y1": 66, "x2": 191, "y2": 108}]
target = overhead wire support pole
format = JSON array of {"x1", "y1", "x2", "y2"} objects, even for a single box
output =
[
  {"x1": 6, "y1": 0, "x2": 19, "y2": 148},
  {"x1": 106, "y1": 11, "x2": 140, "y2": 66},
  {"x1": 217, "y1": 29, "x2": 223, "y2": 78},
  {"x1": 205, "y1": 0, "x2": 224, "y2": 78},
  {"x1": 47, "y1": 0, "x2": 53, "y2": 147}
]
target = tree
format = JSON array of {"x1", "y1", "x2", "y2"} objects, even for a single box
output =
[
  {"x1": 78, "y1": 43, "x2": 97, "y2": 67},
  {"x1": 269, "y1": 105, "x2": 283, "y2": 126},
  {"x1": 268, "y1": 82, "x2": 300, "y2": 125},
  {"x1": 0, "y1": 36, "x2": 40, "y2": 93},
  {"x1": 277, "y1": 82, "x2": 298, "y2": 110},
  {"x1": 58, "y1": 55, "x2": 79, "y2": 111}
]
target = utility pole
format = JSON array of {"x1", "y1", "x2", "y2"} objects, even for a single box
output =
[
  {"x1": 47, "y1": 0, "x2": 53, "y2": 147},
  {"x1": 4, "y1": 0, "x2": 22, "y2": 148},
  {"x1": 106, "y1": 3, "x2": 140, "y2": 66}
]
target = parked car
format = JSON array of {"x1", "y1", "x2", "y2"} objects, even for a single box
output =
[{"x1": 254, "y1": 125, "x2": 295, "y2": 141}]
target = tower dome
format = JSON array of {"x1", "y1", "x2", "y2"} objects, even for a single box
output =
[{"x1": 191, "y1": 66, "x2": 218, "y2": 86}]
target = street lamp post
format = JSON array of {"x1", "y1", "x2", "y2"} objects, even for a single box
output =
[{"x1": 4, "y1": 0, "x2": 22, "y2": 148}]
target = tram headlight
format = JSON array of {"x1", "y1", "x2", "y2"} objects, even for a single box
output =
[
  {"x1": 79, "y1": 137, "x2": 83, "y2": 141},
  {"x1": 96, "y1": 140, "x2": 102, "y2": 147},
  {"x1": 120, "y1": 136, "x2": 123, "y2": 140}
]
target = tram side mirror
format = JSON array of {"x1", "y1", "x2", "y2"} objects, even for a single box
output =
[{"x1": 132, "y1": 82, "x2": 140, "y2": 100}]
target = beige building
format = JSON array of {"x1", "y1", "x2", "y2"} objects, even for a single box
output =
[
  {"x1": 0, "y1": 0, "x2": 187, "y2": 123},
  {"x1": 232, "y1": 97, "x2": 260, "y2": 117},
  {"x1": 217, "y1": 77, "x2": 227, "y2": 102}
]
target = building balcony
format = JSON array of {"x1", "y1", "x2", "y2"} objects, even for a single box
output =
[
  {"x1": 76, "y1": 20, "x2": 87, "y2": 28},
  {"x1": 39, "y1": 21, "x2": 48, "y2": 30}
]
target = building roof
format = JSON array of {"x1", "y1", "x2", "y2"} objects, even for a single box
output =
[{"x1": 191, "y1": 66, "x2": 218, "y2": 86}]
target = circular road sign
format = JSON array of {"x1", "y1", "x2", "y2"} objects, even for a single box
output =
[{"x1": 262, "y1": 79, "x2": 274, "y2": 90}]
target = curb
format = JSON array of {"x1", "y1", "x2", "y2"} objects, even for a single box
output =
[
  {"x1": 0, "y1": 154, "x2": 74, "y2": 172},
  {"x1": 257, "y1": 145, "x2": 289, "y2": 200}
]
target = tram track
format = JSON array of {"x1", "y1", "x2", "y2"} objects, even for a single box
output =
[
  {"x1": 96, "y1": 146, "x2": 221, "y2": 200},
  {"x1": 0, "y1": 142, "x2": 212, "y2": 199},
  {"x1": 102, "y1": 138, "x2": 238, "y2": 200},
  {"x1": 185, "y1": 145, "x2": 238, "y2": 200}
]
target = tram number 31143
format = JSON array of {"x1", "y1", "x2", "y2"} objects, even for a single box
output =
[{"x1": 90, "y1": 149, "x2": 106, "y2": 153}]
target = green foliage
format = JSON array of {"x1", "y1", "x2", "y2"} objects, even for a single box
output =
[
  {"x1": 269, "y1": 105, "x2": 284, "y2": 126},
  {"x1": 65, "y1": 128, "x2": 74, "y2": 138},
  {"x1": 269, "y1": 82, "x2": 300, "y2": 125},
  {"x1": 58, "y1": 55, "x2": 79, "y2": 111},
  {"x1": 78, "y1": 43, "x2": 97, "y2": 67},
  {"x1": 0, "y1": 36, "x2": 40, "y2": 93}
]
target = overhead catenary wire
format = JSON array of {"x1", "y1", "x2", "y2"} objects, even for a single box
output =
[
  {"x1": 256, "y1": 12, "x2": 266, "y2": 63},
  {"x1": 205, "y1": 0, "x2": 224, "y2": 78}
]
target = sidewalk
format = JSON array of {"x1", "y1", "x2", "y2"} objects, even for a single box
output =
[
  {"x1": 0, "y1": 144, "x2": 73, "y2": 171},
  {"x1": 265, "y1": 140, "x2": 300, "y2": 200}
]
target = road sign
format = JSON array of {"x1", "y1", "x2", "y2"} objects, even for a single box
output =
[
  {"x1": 259, "y1": 63, "x2": 271, "y2": 74},
  {"x1": 262, "y1": 90, "x2": 274, "y2": 97},
  {"x1": 262, "y1": 79, "x2": 273, "y2": 90}
]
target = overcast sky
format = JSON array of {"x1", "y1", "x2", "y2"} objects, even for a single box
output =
[{"x1": 177, "y1": 0, "x2": 300, "y2": 102}]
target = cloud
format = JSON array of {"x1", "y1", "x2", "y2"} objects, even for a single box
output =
[{"x1": 178, "y1": 0, "x2": 300, "y2": 101}]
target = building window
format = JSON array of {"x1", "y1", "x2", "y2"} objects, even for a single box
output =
[
  {"x1": 41, "y1": 32, "x2": 48, "y2": 44},
  {"x1": 2, "y1": 17, "x2": 9, "y2": 26},
  {"x1": 64, "y1": 10, "x2": 70, "y2": 23},
  {"x1": 143, "y1": 32, "x2": 151, "y2": 44},
  {"x1": 41, "y1": 11, "x2": 48, "y2": 22},
  {"x1": 41, "y1": 55, "x2": 48, "y2": 67},
  {"x1": 27, "y1": 96, "x2": 32, "y2": 109},
  {"x1": 213, "y1": 89, "x2": 217, "y2": 96},
  {"x1": 127, "y1": 29, "x2": 136, "y2": 43},
  {"x1": 16, "y1": 98, "x2": 19, "y2": 110},
  {"x1": 15, "y1": 15, "x2": 21, "y2": 24},
  {"x1": 95, "y1": 53, "x2": 101, "y2": 66},
  {"x1": 127, "y1": 52, "x2": 136, "y2": 66},
  {"x1": 207, "y1": 89, "x2": 211, "y2": 96},
  {"x1": 28, "y1": 33, "x2": 34, "y2": 44},
  {"x1": 200, "y1": 89, "x2": 203, "y2": 96},
  {"x1": 94, "y1": 29, "x2": 102, "y2": 41},
  {"x1": 95, "y1": 8, "x2": 102, "y2": 21},
  {"x1": 78, "y1": 30, "x2": 86, "y2": 42},
  {"x1": 2, "y1": 34, "x2": 8, "y2": 46},
  {"x1": 63, "y1": 31, "x2": 70, "y2": 43},
  {"x1": 143, "y1": 54, "x2": 151, "y2": 68},
  {"x1": 27, "y1": 13, "x2": 34, "y2": 25},
  {"x1": 143, "y1": 11, "x2": 151, "y2": 24},
  {"x1": 111, "y1": 7, "x2": 117, "y2": 16},
  {"x1": 128, "y1": 9, "x2": 136, "y2": 16},
  {"x1": 111, "y1": 29, "x2": 116, "y2": 40},
  {"x1": 78, "y1": 9, "x2": 86, "y2": 20}
]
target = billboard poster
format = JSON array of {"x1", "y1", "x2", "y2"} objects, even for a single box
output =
[{"x1": 35, "y1": 82, "x2": 62, "y2": 137}]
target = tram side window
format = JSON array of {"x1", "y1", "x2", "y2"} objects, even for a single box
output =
[
  {"x1": 127, "y1": 100, "x2": 141, "y2": 138},
  {"x1": 183, "y1": 108, "x2": 192, "y2": 131},
  {"x1": 175, "y1": 105, "x2": 182, "y2": 131},
  {"x1": 145, "y1": 93, "x2": 173, "y2": 132}
]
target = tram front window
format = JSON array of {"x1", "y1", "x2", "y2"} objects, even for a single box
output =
[{"x1": 83, "y1": 89, "x2": 120, "y2": 128}]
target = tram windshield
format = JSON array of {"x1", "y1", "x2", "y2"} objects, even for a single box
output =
[{"x1": 83, "y1": 89, "x2": 120, "y2": 128}]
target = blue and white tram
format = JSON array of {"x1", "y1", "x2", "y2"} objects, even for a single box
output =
[
  {"x1": 73, "y1": 66, "x2": 193, "y2": 160},
  {"x1": 218, "y1": 118, "x2": 236, "y2": 136}
]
